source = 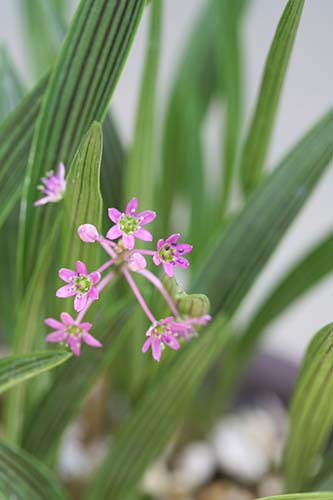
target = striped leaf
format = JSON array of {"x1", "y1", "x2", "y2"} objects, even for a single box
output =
[
  {"x1": 0, "y1": 351, "x2": 70, "y2": 395},
  {"x1": 239, "y1": 0, "x2": 305, "y2": 194},
  {"x1": 0, "y1": 45, "x2": 25, "y2": 121},
  {"x1": 193, "y1": 110, "x2": 333, "y2": 316},
  {"x1": 18, "y1": 0, "x2": 145, "y2": 288},
  {"x1": 0, "y1": 442, "x2": 68, "y2": 499},
  {"x1": 87, "y1": 316, "x2": 228, "y2": 500},
  {"x1": 284, "y1": 324, "x2": 333, "y2": 492},
  {"x1": 256, "y1": 495, "x2": 333, "y2": 500}
]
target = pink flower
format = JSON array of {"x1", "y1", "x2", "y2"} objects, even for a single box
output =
[
  {"x1": 141, "y1": 314, "x2": 211, "y2": 362},
  {"x1": 78, "y1": 224, "x2": 99, "y2": 243},
  {"x1": 106, "y1": 197, "x2": 156, "y2": 250},
  {"x1": 153, "y1": 233, "x2": 192, "y2": 277},
  {"x1": 45, "y1": 312, "x2": 102, "y2": 356},
  {"x1": 34, "y1": 162, "x2": 66, "y2": 206},
  {"x1": 127, "y1": 252, "x2": 147, "y2": 272},
  {"x1": 56, "y1": 260, "x2": 100, "y2": 312},
  {"x1": 141, "y1": 317, "x2": 180, "y2": 362}
]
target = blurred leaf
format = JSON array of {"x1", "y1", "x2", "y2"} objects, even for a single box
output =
[
  {"x1": 18, "y1": 0, "x2": 145, "y2": 290},
  {"x1": 283, "y1": 323, "x2": 333, "y2": 492},
  {"x1": 255, "y1": 495, "x2": 333, "y2": 500},
  {"x1": 0, "y1": 351, "x2": 70, "y2": 395},
  {"x1": 239, "y1": 0, "x2": 305, "y2": 195},
  {"x1": 23, "y1": 298, "x2": 132, "y2": 459},
  {"x1": 20, "y1": 0, "x2": 66, "y2": 79},
  {"x1": 217, "y1": 0, "x2": 245, "y2": 214},
  {"x1": 0, "y1": 442, "x2": 68, "y2": 500},
  {"x1": 87, "y1": 316, "x2": 228, "y2": 500},
  {"x1": 0, "y1": 46, "x2": 25, "y2": 120},
  {"x1": 0, "y1": 77, "x2": 46, "y2": 231},
  {"x1": 125, "y1": 0, "x2": 161, "y2": 208},
  {"x1": 60, "y1": 121, "x2": 103, "y2": 269},
  {"x1": 193, "y1": 110, "x2": 333, "y2": 316}
]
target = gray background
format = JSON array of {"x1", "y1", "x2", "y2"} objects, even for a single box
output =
[{"x1": 1, "y1": 0, "x2": 332, "y2": 362}]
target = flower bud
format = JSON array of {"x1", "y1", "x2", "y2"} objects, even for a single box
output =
[
  {"x1": 78, "y1": 224, "x2": 99, "y2": 243},
  {"x1": 128, "y1": 253, "x2": 147, "y2": 272}
]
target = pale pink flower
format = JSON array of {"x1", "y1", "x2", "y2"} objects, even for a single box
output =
[
  {"x1": 142, "y1": 314, "x2": 211, "y2": 361},
  {"x1": 78, "y1": 224, "x2": 99, "y2": 243},
  {"x1": 127, "y1": 252, "x2": 147, "y2": 272},
  {"x1": 153, "y1": 233, "x2": 192, "y2": 277},
  {"x1": 106, "y1": 197, "x2": 156, "y2": 250},
  {"x1": 34, "y1": 162, "x2": 66, "y2": 206},
  {"x1": 45, "y1": 312, "x2": 102, "y2": 356},
  {"x1": 56, "y1": 260, "x2": 100, "y2": 312}
]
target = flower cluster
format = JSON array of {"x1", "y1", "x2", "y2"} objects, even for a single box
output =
[{"x1": 38, "y1": 170, "x2": 211, "y2": 360}]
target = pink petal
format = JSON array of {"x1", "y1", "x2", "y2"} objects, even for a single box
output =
[
  {"x1": 46, "y1": 331, "x2": 67, "y2": 343},
  {"x1": 157, "y1": 239, "x2": 165, "y2": 250},
  {"x1": 74, "y1": 294, "x2": 87, "y2": 312},
  {"x1": 56, "y1": 162, "x2": 65, "y2": 181},
  {"x1": 163, "y1": 334, "x2": 180, "y2": 350},
  {"x1": 176, "y1": 243, "x2": 192, "y2": 255},
  {"x1": 153, "y1": 253, "x2": 161, "y2": 266},
  {"x1": 82, "y1": 332, "x2": 102, "y2": 348},
  {"x1": 122, "y1": 234, "x2": 135, "y2": 250},
  {"x1": 125, "y1": 197, "x2": 138, "y2": 214},
  {"x1": 128, "y1": 253, "x2": 147, "y2": 272},
  {"x1": 78, "y1": 224, "x2": 99, "y2": 243},
  {"x1": 60, "y1": 312, "x2": 75, "y2": 325},
  {"x1": 59, "y1": 268, "x2": 76, "y2": 282},
  {"x1": 79, "y1": 322, "x2": 92, "y2": 331},
  {"x1": 175, "y1": 257, "x2": 189, "y2": 268},
  {"x1": 88, "y1": 287, "x2": 99, "y2": 300},
  {"x1": 106, "y1": 225, "x2": 122, "y2": 240},
  {"x1": 142, "y1": 337, "x2": 152, "y2": 353},
  {"x1": 108, "y1": 207, "x2": 121, "y2": 223},
  {"x1": 56, "y1": 284, "x2": 76, "y2": 298},
  {"x1": 68, "y1": 336, "x2": 81, "y2": 356},
  {"x1": 162, "y1": 262, "x2": 174, "y2": 277},
  {"x1": 45, "y1": 318, "x2": 63, "y2": 329},
  {"x1": 34, "y1": 196, "x2": 52, "y2": 206},
  {"x1": 137, "y1": 210, "x2": 156, "y2": 225},
  {"x1": 166, "y1": 233, "x2": 180, "y2": 244},
  {"x1": 76, "y1": 260, "x2": 87, "y2": 275},
  {"x1": 89, "y1": 271, "x2": 101, "y2": 284},
  {"x1": 152, "y1": 337, "x2": 162, "y2": 362},
  {"x1": 135, "y1": 228, "x2": 152, "y2": 242}
]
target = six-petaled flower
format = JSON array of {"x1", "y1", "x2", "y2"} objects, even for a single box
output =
[
  {"x1": 153, "y1": 233, "x2": 192, "y2": 277},
  {"x1": 56, "y1": 260, "x2": 100, "y2": 312},
  {"x1": 106, "y1": 197, "x2": 156, "y2": 250},
  {"x1": 34, "y1": 162, "x2": 66, "y2": 206},
  {"x1": 45, "y1": 312, "x2": 102, "y2": 356}
]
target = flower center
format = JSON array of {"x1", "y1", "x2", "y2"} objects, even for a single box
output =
[
  {"x1": 74, "y1": 274, "x2": 92, "y2": 294},
  {"x1": 118, "y1": 214, "x2": 140, "y2": 235},
  {"x1": 159, "y1": 243, "x2": 176, "y2": 263},
  {"x1": 67, "y1": 325, "x2": 83, "y2": 338}
]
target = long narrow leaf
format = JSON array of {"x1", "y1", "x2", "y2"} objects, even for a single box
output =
[
  {"x1": 239, "y1": 0, "x2": 305, "y2": 194},
  {"x1": 18, "y1": 0, "x2": 145, "y2": 288},
  {"x1": 0, "y1": 442, "x2": 68, "y2": 499},
  {"x1": 0, "y1": 351, "x2": 70, "y2": 395},
  {"x1": 256, "y1": 495, "x2": 333, "y2": 500},
  {"x1": 193, "y1": 110, "x2": 333, "y2": 316},
  {"x1": 87, "y1": 316, "x2": 228, "y2": 500},
  {"x1": 283, "y1": 324, "x2": 333, "y2": 492}
]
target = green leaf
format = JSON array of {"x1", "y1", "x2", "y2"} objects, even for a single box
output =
[
  {"x1": 0, "y1": 351, "x2": 70, "y2": 395},
  {"x1": 0, "y1": 442, "x2": 68, "y2": 499},
  {"x1": 239, "y1": 0, "x2": 305, "y2": 195},
  {"x1": 255, "y1": 495, "x2": 333, "y2": 500},
  {"x1": 18, "y1": 0, "x2": 145, "y2": 289},
  {"x1": 193, "y1": 110, "x2": 333, "y2": 316},
  {"x1": 60, "y1": 121, "x2": 103, "y2": 269},
  {"x1": 20, "y1": 0, "x2": 66, "y2": 79},
  {"x1": 23, "y1": 298, "x2": 132, "y2": 459},
  {"x1": 125, "y1": 0, "x2": 162, "y2": 208},
  {"x1": 283, "y1": 323, "x2": 333, "y2": 492},
  {"x1": 87, "y1": 316, "x2": 228, "y2": 500},
  {"x1": 0, "y1": 45, "x2": 25, "y2": 121}
]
